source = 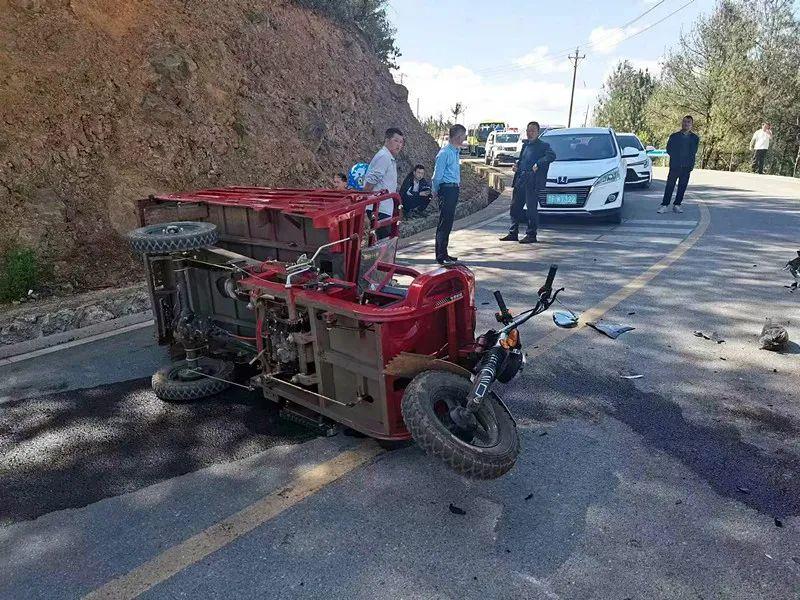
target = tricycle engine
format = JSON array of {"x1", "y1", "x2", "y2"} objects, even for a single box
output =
[{"x1": 259, "y1": 299, "x2": 310, "y2": 376}]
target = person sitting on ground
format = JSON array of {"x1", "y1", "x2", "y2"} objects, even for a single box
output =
[
  {"x1": 399, "y1": 164, "x2": 432, "y2": 217},
  {"x1": 331, "y1": 172, "x2": 348, "y2": 190}
]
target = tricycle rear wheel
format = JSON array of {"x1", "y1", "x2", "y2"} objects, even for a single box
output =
[{"x1": 401, "y1": 370, "x2": 520, "y2": 479}]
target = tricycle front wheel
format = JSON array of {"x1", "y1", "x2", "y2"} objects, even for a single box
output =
[
  {"x1": 401, "y1": 370, "x2": 520, "y2": 479},
  {"x1": 152, "y1": 357, "x2": 233, "y2": 403}
]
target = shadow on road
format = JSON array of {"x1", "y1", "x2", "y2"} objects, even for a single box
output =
[{"x1": 0, "y1": 378, "x2": 312, "y2": 525}]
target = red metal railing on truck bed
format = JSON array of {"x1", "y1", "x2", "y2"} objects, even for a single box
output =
[{"x1": 140, "y1": 187, "x2": 401, "y2": 282}]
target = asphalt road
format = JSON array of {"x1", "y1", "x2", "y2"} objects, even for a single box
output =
[{"x1": 1, "y1": 167, "x2": 799, "y2": 599}]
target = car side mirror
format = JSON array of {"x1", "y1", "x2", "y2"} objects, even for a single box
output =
[{"x1": 621, "y1": 146, "x2": 640, "y2": 159}]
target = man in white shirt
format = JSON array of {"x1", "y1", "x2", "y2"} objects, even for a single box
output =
[
  {"x1": 749, "y1": 122, "x2": 772, "y2": 174},
  {"x1": 363, "y1": 128, "x2": 404, "y2": 239}
]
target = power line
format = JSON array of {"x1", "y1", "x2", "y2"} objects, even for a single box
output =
[
  {"x1": 474, "y1": 0, "x2": 667, "y2": 77},
  {"x1": 477, "y1": 0, "x2": 693, "y2": 80}
]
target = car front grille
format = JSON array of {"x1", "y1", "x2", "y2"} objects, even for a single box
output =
[{"x1": 537, "y1": 186, "x2": 592, "y2": 208}]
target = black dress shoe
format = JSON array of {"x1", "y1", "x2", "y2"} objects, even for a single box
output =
[
  {"x1": 446, "y1": 255, "x2": 459, "y2": 262},
  {"x1": 499, "y1": 232, "x2": 518, "y2": 241},
  {"x1": 519, "y1": 234, "x2": 538, "y2": 244}
]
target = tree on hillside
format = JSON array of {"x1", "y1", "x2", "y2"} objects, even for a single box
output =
[
  {"x1": 451, "y1": 102, "x2": 465, "y2": 123},
  {"x1": 594, "y1": 61, "x2": 658, "y2": 144},
  {"x1": 645, "y1": 0, "x2": 800, "y2": 173},
  {"x1": 295, "y1": 0, "x2": 401, "y2": 66},
  {"x1": 422, "y1": 113, "x2": 452, "y2": 140}
]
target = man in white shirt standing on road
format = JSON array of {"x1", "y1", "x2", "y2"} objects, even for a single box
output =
[
  {"x1": 750, "y1": 122, "x2": 772, "y2": 174},
  {"x1": 363, "y1": 127, "x2": 404, "y2": 239}
]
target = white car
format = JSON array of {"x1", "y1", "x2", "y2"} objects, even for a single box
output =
[
  {"x1": 484, "y1": 129, "x2": 522, "y2": 166},
  {"x1": 538, "y1": 127, "x2": 637, "y2": 224},
  {"x1": 615, "y1": 132, "x2": 652, "y2": 188}
]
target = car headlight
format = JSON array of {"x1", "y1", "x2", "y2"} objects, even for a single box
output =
[
  {"x1": 643, "y1": 157, "x2": 651, "y2": 168},
  {"x1": 595, "y1": 168, "x2": 620, "y2": 186}
]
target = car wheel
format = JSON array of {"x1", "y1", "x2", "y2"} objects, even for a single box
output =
[
  {"x1": 128, "y1": 221, "x2": 218, "y2": 255},
  {"x1": 491, "y1": 154, "x2": 499, "y2": 167},
  {"x1": 484, "y1": 153, "x2": 490, "y2": 165}
]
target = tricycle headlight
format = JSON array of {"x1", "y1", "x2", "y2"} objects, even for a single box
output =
[{"x1": 595, "y1": 168, "x2": 620, "y2": 186}]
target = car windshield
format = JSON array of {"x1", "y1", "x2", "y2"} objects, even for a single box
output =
[
  {"x1": 496, "y1": 134, "x2": 519, "y2": 143},
  {"x1": 543, "y1": 133, "x2": 617, "y2": 161},
  {"x1": 616, "y1": 135, "x2": 643, "y2": 151},
  {"x1": 477, "y1": 123, "x2": 504, "y2": 141}
]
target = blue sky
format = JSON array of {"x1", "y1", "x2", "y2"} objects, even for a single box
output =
[{"x1": 388, "y1": 0, "x2": 715, "y2": 128}]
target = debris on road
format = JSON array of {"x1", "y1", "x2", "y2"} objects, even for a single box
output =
[
  {"x1": 539, "y1": 430, "x2": 548, "y2": 436},
  {"x1": 448, "y1": 503, "x2": 466, "y2": 515},
  {"x1": 620, "y1": 374, "x2": 644, "y2": 379},
  {"x1": 758, "y1": 319, "x2": 789, "y2": 351},
  {"x1": 737, "y1": 486, "x2": 750, "y2": 494},
  {"x1": 587, "y1": 320, "x2": 635, "y2": 339},
  {"x1": 525, "y1": 493, "x2": 533, "y2": 501},
  {"x1": 774, "y1": 517, "x2": 783, "y2": 527},
  {"x1": 782, "y1": 250, "x2": 799, "y2": 291},
  {"x1": 694, "y1": 330, "x2": 725, "y2": 343}
]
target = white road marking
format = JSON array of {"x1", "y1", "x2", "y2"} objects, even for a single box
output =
[
  {"x1": 608, "y1": 227, "x2": 696, "y2": 235},
  {"x1": 625, "y1": 219, "x2": 699, "y2": 226}
]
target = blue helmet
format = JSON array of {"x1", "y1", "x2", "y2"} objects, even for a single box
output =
[{"x1": 348, "y1": 162, "x2": 369, "y2": 191}]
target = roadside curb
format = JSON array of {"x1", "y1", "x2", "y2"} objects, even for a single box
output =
[
  {"x1": 0, "y1": 311, "x2": 153, "y2": 363},
  {"x1": 399, "y1": 184, "x2": 511, "y2": 250}
]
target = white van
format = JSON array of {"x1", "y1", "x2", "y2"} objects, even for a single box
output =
[{"x1": 484, "y1": 129, "x2": 521, "y2": 166}]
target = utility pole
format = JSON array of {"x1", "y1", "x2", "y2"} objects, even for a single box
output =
[
  {"x1": 416, "y1": 98, "x2": 420, "y2": 119},
  {"x1": 399, "y1": 73, "x2": 405, "y2": 85},
  {"x1": 567, "y1": 47, "x2": 585, "y2": 127},
  {"x1": 583, "y1": 105, "x2": 590, "y2": 127}
]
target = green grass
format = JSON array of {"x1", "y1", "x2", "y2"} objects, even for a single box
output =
[{"x1": 0, "y1": 247, "x2": 38, "y2": 302}]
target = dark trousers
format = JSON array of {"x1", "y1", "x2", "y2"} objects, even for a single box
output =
[
  {"x1": 366, "y1": 210, "x2": 391, "y2": 240},
  {"x1": 508, "y1": 172, "x2": 539, "y2": 235},
  {"x1": 435, "y1": 184, "x2": 459, "y2": 261},
  {"x1": 403, "y1": 195, "x2": 431, "y2": 216},
  {"x1": 752, "y1": 149, "x2": 767, "y2": 174},
  {"x1": 661, "y1": 167, "x2": 691, "y2": 206}
]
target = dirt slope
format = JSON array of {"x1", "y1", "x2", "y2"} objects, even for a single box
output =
[{"x1": 0, "y1": 0, "x2": 442, "y2": 289}]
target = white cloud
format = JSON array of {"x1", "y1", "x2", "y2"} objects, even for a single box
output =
[
  {"x1": 512, "y1": 46, "x2": 570, "y2": 74},
  {"x1": 588, "y1": 25, "x2": 641, "y2": 54},
  {"x1": 396, "y1": 60, "x2": 596, "y2": 129}
]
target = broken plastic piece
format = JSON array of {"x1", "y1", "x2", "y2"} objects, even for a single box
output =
[{"x1": 587, "y1": 320, "x2": 635, "y2": 339}]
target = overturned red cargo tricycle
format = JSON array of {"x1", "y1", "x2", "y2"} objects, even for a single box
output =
[{"x1": 129, "y1": 187, "x2": 570, "y2": 479}]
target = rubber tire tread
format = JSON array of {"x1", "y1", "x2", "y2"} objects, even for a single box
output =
[
  {"x1": 401, "y1": 370, "x2": 520, "y2": 479},
  {"x1": 152, "y1": 358, "x2": 233, "y2": 403},
  {"x1": 128, "y1": 221, "x2": 218, "y2": 254}
]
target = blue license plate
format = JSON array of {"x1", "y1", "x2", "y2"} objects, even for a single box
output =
[{"x1": 546, "y1": 193, "x2": 578, "y2": 205}]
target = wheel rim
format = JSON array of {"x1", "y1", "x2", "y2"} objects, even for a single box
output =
[
  {"x1": 430, "y1": 387, "x2": 501, "y2": 448},
  {"x1": 142, "y1": 222, "x2": 206, "y2": 237},
  {"x1": 168, "y1": 360, "x2": 219, "y2": 383}
]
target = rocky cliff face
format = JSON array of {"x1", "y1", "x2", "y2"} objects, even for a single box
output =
[{"x1": 0, "y1": 0, "x2": 441, "y2": 289}]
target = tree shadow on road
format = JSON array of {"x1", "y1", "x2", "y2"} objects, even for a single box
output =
[{"x1": 0, "y1": 377, "x2": 312, "y2": 526}]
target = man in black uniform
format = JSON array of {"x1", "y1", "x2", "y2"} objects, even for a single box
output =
[
  {"x1": 659, "y1": 114, "x2": 700, "y2": 214},
  {"x1": 499, "y1": 121, "x2": 556, "y2": 243}
]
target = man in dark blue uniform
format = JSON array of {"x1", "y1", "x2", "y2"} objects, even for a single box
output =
[
  {"x1": 659, "y1": 115, "x2": 700, "y2": 214},
  {"x1": 499, "y1": 121, "x2": 556, "y2": 243}
]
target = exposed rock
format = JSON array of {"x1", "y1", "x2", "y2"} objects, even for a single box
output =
[{"x1": 0, "y1": 1, "x2": 445, "y2": 291}]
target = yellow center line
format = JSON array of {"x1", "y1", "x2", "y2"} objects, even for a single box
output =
[
  {"x1": 83, "y1": 441, "x2": 383, "y2": 600},
  {"x1": 527, "y1": 195, "x2": 711, "y2": 359}
]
